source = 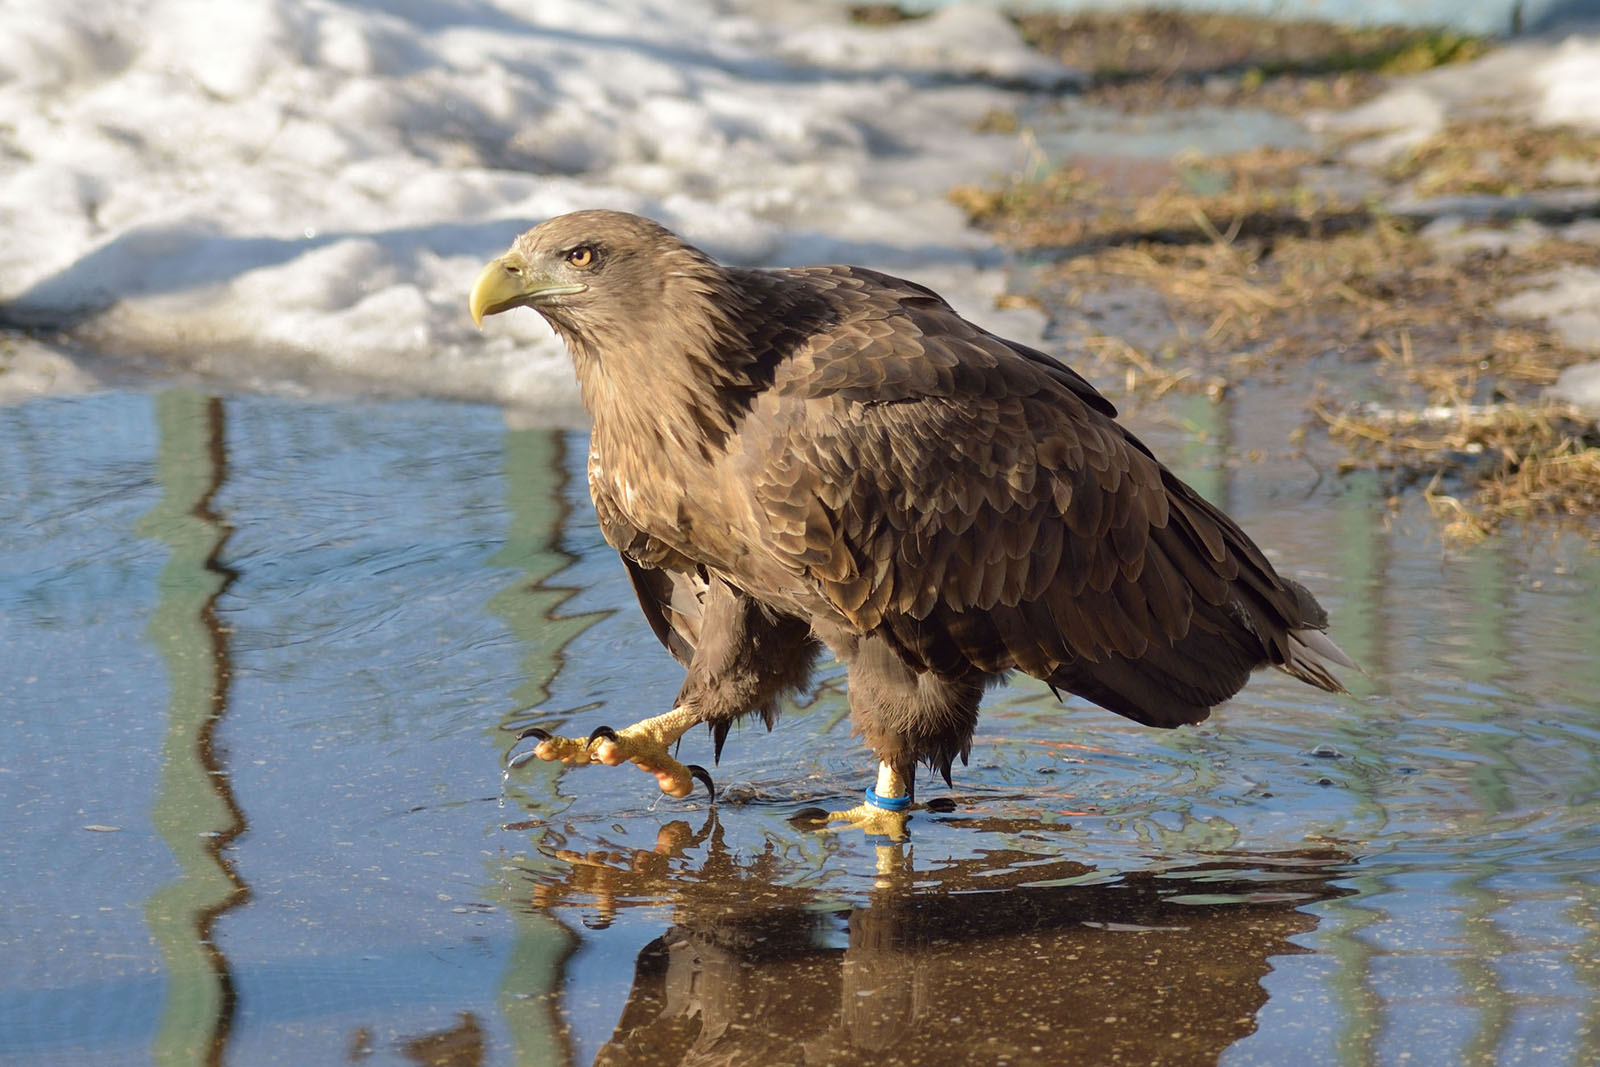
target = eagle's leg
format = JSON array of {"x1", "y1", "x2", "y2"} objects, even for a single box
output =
[
  {"x1": 513, "y1": 585, "x2": 817, "y2": 804},
  {"x1": 816, "y1": 636, "x2": 985, "y2": 839},
  {"x1": 508, "y1": 588, "x2": 812, "y2": 806},
  {"x1": 825, "y1": 760, "x2": 915, "y2": 840},
  {"x1": 515, "y1": 707, "x2": 713, "y2": 799},
  {"x1": 586, "y1": 583, "x2": 815, "y2": 801}
]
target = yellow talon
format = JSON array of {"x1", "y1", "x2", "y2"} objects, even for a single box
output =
[
  {"x1": 589, "y1": 725, "x2": 702, "y2": 798},
  {"x1": 508, "y1": 709, "x2": 715, "y2": 801},
  {"x1": 530, "y1": 733, "x2": 594, "y2": 765},
  {"x1": 825, "y1": 802, "x2": 912, "y2": 841},
  {"x1": 818, "y1": 761, "x2": 914, "y2": 840}
]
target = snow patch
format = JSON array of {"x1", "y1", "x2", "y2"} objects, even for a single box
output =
[
  {"x1": 1548, "y1": 359, "x2": 1600, "y2": 418},
  {"x1": 0, "y1": 0, "x2": 1070, "y2": 409},
  {"x1": 1498, "y1": 266, "x2": 1600, "y2": 353},
  {"x1": 776, "y1": 5, "x2": 1079, "y2": 88},
  {"x1": 0, "y1": 337, "x2": 101, "y2": 403},
  {"x1": 1534, "y1": 37, "x2": 1600, "y2": 130},
  {"x1": 1307, "y1": 31, "x2": 1600, "y2": 150}
]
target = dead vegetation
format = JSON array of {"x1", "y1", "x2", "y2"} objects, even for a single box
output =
[
  {"x1": 1316, "y1": 400, "x2": 1600, "y2": 543},
  {"x1": 1016, "y1": 10, "x2": 1486, "y2": 112},
  {"x1": 955, "y1": 117, "x2": 1600, "y2": 543},
  {"x1": 1386, "y1": 119, "x2": 1600, "y2": 196},
  {"x1": 952, "y1": 146, "x2": 1351, "y2": 252},
  {"x1": 1014, "y1": 9, "x2": 1484, "y2": 82},
  {"x1": 854, "y1": 5, "x2": 1486, "y2": 112},
  {"x1": 1078, "y1": 333, "x2": 1231, "y2": 402}
]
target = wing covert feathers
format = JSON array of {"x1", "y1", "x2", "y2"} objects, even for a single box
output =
[{"x1": 739, "y1": 265, "x2": 1350, "y2": 726}]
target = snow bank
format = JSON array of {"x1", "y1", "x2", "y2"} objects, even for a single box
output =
[
  {"x1": 1310, "y1": 28, "x2": 1600, "y2": 152},
  {"x1": 0, "y1": 0, "x2": 1071, "y2": 411}
]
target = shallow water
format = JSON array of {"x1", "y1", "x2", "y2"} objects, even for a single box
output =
[{"x1": 2, "y1": 386, "x2": 1598, "y2": 1066}]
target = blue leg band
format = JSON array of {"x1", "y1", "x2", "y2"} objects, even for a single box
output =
[{"x1": 864, "y1": 787, "x2": 910, "y2": 811}]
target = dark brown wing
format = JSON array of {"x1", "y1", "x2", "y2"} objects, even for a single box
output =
[
  {"x1": 740, "y1": 266, "x2": 1350, "y2": 727},
  {"x1": 620, "y1": 556, "x2": 705, "y2": 668}
]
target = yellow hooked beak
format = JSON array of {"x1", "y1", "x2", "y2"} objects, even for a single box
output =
[{"x1": 468, "y1": 252, "x2": 589, "y2": 329}]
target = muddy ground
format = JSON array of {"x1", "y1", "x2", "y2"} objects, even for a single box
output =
[{"x1": 878, "y1": 7, "x2": 1600, "y2": 544}]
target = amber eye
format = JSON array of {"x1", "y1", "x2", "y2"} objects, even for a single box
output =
[{"x1": 566, "y1": 246, "x2": 596, "y2": 270}]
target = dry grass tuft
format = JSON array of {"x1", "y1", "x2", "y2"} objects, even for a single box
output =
[
  {"x1": 1316, "y1": 400, "x2": 1599, "y2": 543},
  {"x1": 1386, "y1": 119, "x2": 1600, "y2": 197}
]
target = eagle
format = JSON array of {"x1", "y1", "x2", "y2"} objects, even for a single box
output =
[{"x1": 471, "y1": 210, "x2": 1354, "y2": 834}]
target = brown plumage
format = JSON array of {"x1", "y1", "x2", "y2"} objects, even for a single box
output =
[{"x1": 472, "y1": 209, "x2": 1354, "y2": 803}]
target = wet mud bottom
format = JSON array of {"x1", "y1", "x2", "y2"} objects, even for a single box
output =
[{"x1": 944, "y1": 9, "x2": 1600, "y2": 544}]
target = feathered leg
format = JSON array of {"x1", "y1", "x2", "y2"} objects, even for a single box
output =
[
  {"x1": 824, "y1": 635, "x2": 986, "y2": 838},
  {"x1": 512, "y1": 580, "x2": 818, "y2": 801}
]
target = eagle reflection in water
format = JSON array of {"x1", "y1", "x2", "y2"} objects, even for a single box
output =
[{"x1": 510, "y1": 815, "x2": 1352, "y2": 1067}]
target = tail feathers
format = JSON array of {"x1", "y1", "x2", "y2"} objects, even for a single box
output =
[
  {"x1": 1046, "y1": 599, "x2": 1357, "y2": 727},
  {"x1": 1280, "y1": 626, "x2": 1359, "y2": 693}
]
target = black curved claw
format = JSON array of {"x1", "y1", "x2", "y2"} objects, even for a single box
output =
[
  {"x1": 587, "y1": 725, "x2": 618, "y2": 744},
  {"x1": 686, "y1": 764, "x2": 716, "y2": 803},
  {"x1": 788, "y1": 807, "x2": 830, "y2": 831},
  {"x1": 506, "y1": 726, "x2": 554, "y2": 769}
]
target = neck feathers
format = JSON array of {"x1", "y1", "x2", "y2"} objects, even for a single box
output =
[{"x1": 561, "y1": 264, "x2": 812, "y2": 459}]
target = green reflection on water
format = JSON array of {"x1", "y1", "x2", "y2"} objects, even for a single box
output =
[
  {"x1": 1323, "y1": 470, "x2": 1388, "y2": 1067},
  {"x1": 1457, "y1": 543, "x2": 1515, "y2": 1064},
  {"x1": 135, "y1": 392, "x2": 247, "y2": 1066},
  {"x1": 487, "y1": 428, "x2": 608, "y2": 756},
  {"x1": 485, "y1": 426, "x2": 595, "y2": 1066}
]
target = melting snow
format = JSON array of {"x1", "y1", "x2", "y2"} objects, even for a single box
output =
[{"x1": 0, "y1": 0, "x2": 1074, "y2": 412}]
